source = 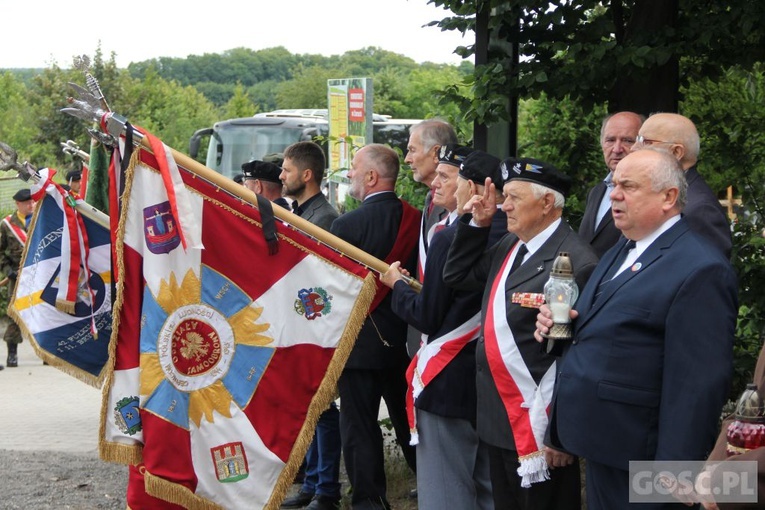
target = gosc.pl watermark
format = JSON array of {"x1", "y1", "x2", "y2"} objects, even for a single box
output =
[{"x1": 629, "y1": 460, "x2": 758, "y2": 504}]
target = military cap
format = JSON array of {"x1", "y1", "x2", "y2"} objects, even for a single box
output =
[
  {"x1": 438, "y1": 144, "x2": 474, "y2": 168},
  {"x1": 241, "y1": 160, "x2": 282, "y2": 184},
  {"x1": 499, "y1": 157, "x2": 572, "y2": 197},
  {"x1": 66, "y1": 170, "x2": 82, "y2": 181},
  {"x1": 233, "y1": 173, "x2": 245, "y2": 185},
  {"x1": 459, "y1": 150, "x2": 503, "y2": 188},
  {"x1": 262, "y1": 152, "x2": 285, "y2": 167},
  {"x1": 13, "y1": 188, "x2": 31, "y2": 202}
]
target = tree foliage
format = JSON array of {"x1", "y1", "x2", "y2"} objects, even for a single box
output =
[{"x1": 430, "y1": 0, "x2": 765, "y2": 123}]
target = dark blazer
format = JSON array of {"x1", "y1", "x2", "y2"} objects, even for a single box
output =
[
  {"x1": 444, "y1": 218, "x2": 599, "y2": 449},
  {"x1": 299, "y1": 193, "x2": 338, "y2": 231},
  {"x1": 579, "y1": 178, "x2": 621, "y2": 258},
  {"x1": 684, "y1": 165, "x2": 732, "y2": 259},
  {"x1": 391, "y1": 213, "x2": 507, "y2": 421},
  {"x1": 330, "y1": 191, "x2": 419, "y2": 369},
  {"x1": 551, "y1": 218, "x2": 738, "y2": 470}
]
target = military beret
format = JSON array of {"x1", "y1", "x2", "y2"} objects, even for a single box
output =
[
  {"x1": 13, "y1": 188, "x2": 31, "y2": 202},
  {"x1": 499, "y1": 157, "x2": 572, "y2": 197},
  {"x1": 241, "y1": 160, "x2": 282, "y2": 184},
  {"x1": 66, "y1": 170, "x2": 82, "y2": 181},
  {"x1": 262, "y1": 152, "x2": 285, "y2": 167},
  {"x1": 459, "y1": 150, "x2": 503, "y2": 188},
  {"x1": 438, "y1": 144, "x2": 474, "y2": 168}
]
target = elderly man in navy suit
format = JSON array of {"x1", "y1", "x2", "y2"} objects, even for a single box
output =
[{"x1": 536, "y1": 148, "x2": 738, "y2": 509}]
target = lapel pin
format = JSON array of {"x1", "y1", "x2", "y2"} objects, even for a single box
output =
[{"x1": 631, "y1": 262, "x2": 642, "y2": 272}]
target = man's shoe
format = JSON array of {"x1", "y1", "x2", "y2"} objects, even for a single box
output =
[
  {"x1": 408, "y1": 488, "x2": 418, "y2": 499},
  {"x1": 305, "y1": 495, "x2": 341, "y2": 510},
  {"x1": 6, "y1": 354, "x2": 17, "y2": 368},
  {"x1": 0, "y1": 364, "x2": 4, "y2": 370},
  {"x1": 281, "y1": 490, "x2": 315, "y2": 508}
]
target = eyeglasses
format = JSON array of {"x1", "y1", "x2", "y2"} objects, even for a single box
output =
[{"x1": 635, "y1": 135, "x2": 676, "y2": 146}]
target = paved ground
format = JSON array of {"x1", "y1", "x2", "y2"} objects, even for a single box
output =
[
  {"x1": 0, "y1": 338, "x2": 129, "y2": 509},
  {"x1": 0, "y1": 338, "x2": 102, "y2": 453}
]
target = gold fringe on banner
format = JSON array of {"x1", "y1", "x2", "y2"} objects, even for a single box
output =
[
  {"x1": 99, "y1": 149, "x2": 143, "y2": 467},
  {"x1": 265, "y1": 271, "x2": 377, "y2": 509},
  {"x1": 6, "y1": 183, "x2": 110, "y2": 389}
]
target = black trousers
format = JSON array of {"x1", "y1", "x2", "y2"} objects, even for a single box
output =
[
  {"x1": 486, "y1": 441, "x2": 581, "y2": 510},
  {"x1": 338, "y1": 366, "x2": 415, "y2": 509}
]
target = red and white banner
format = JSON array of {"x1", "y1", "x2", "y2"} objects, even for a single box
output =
[{"x1": 100, "y1": 138, "x2": 375, "y2": 509}]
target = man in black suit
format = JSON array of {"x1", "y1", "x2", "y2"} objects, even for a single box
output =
[
  {"x1": 444, "y1": 158, "x2": 599, "y2": 510},
  {"x1": 579, "y1": 111, "x2": 644, "y2": 257},
  {"x1": 633, "y1": 112, "x2": 732, "y2": 258},
  {"x1": 404, "y1": 119, "x2": 458, "y2": 357},
  {"x1": 280, "y1": 141, "x2": 337, "y2": 231},
  {"x1": 536, "y1": 148, "x2": 737, "y2": 509},
  {"x1": 330, "y1": 144, "x2": 421, "y2": 510},
  {"x1": 279, "y1": 141, "x2": 341, "y2": 510}
]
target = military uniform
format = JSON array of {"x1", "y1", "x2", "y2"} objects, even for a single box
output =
[{"x1": 0, "y1": 204, "x2": 30, "y2": 367}]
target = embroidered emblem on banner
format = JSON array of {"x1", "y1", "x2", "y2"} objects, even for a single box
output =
[
  {"x1": 114, "y1": 396, "x2": 142, "y2": 435},
  {"x1": 141, "y1": 268, "x2": 275, "y2": 429},
  {"x1": 294, "y1": 287, "x2": 332, "y2": 320},
  {"x1": 144, "y1": 202, "x2": 180, "y2": 254},
  {"x1": 511, "y1": 292, "x2": 545, "y2": 308},
  {"x1": 41, "y1": 265, "x2": 107, "y2": 317},
  {"x1": 211, "y1": 442, "x2": 250, "y2": 483}
]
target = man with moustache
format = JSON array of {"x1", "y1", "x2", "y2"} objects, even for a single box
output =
[
  {"x1": 579, "y1": 111, "x2": 644, "y2": 257},
  {"x1": 279, "y1": 141, "x2": 342, "y2": 510},
  {"x1": 279, "y1": 141, "x2": 337, "y2": 231},
  {"x1": 330, "y1": 144, "x2": 420, "y2": 510}
]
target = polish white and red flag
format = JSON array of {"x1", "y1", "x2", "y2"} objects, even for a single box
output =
[{"x1": 100, "y1": 133, "x2": 375, "y2": 509}]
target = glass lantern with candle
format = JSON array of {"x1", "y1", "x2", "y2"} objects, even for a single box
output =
[{"x1": 542, "y1": 252, "x2": 578, "y2": 355}]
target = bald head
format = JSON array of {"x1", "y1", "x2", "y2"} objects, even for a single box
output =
[
  {"x1": 600, "y1": 111, "x2": 644, "y2": 172},
  {"x1": 636, "y1": 113, "x2": 700, "y2": 170}
]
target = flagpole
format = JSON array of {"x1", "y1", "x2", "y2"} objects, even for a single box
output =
[
  {"x1": 61, "y1": 85, "x2": 422, "y2": 292},
  {"x1": 161, "y1": 141, "x2": 423, "y2": 292},
  {"x1": 0, "y1": 140, "x2": 110, "y2": 229}
]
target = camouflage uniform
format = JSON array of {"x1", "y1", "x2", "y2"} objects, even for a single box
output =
[{"x1": 0, "y1": 211, "x2": 27, "y2": 346}]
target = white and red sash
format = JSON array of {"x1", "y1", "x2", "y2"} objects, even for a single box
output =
[
  {"x1": 30, "y1": 168, "x2": 97, "y2": 321},
  {"x1": 485, "y1": 242, "x2": 557, "y2": 488},
  {"x1": 2, "y1": 215, "x2": 27, "y2": 246},
  {"x1": 417, "y1": 215, "x2": 448, "y2": 282},
  {"x1": 405, "y1": 312, "x2": 481, "y2": 444}
]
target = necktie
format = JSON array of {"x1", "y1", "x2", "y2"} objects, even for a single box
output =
[
  {"x1": 434, "y1": 217, "x2": 450, "y2": 235},
  {"x1": 594, "y1": 239, "x2": 636, "y2": 302},
  {"x1": 509, "y1": 243, "x2": 528, "y2": 275}
]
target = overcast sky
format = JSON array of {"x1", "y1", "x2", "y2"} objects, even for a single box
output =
[{"x1": 1, "y1": 0, "x2": 473, "y2": 69}]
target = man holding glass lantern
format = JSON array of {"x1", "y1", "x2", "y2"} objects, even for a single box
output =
[{"x1": 443, "y1": 157, "x2": 598, "y2": 510}]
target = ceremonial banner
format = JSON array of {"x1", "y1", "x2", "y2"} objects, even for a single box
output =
[
  {"x1": 101, "y1": 138, "x2": 375, "y2": 509},
  {"x1": 9, "y1": 171, "x2": 112, "y2": 387}
]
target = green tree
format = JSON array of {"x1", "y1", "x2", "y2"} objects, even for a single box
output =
[
  {"x1": 275, "y1": 65, "x2": 341, "y2": 108},
  {"x1": 222, "y1": 83, "x2": 257, "y2": 119},
  {"x1": 0, "y1": 72, "x2": 35, "y2": 153},
  {"x1": 119, "y1": 67, "x2": 220, "y2": 151},
  {"x1": 431, "y1": 0, "x2": 765, "y2": 123}
]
